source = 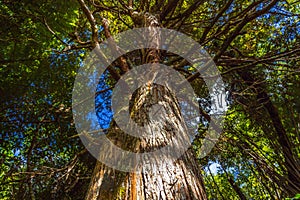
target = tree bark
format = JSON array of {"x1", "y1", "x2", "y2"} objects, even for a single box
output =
[
  {"x1": 85, "y1": 83, "x2": 207, "y2": 200},
  {"x1": 85, "y1": 11, "x2": 207, "y2": 200}
]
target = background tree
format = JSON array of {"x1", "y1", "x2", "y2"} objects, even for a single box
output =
[{"x1": 1, "y1": 0, "x2": 299, "y2": 199}]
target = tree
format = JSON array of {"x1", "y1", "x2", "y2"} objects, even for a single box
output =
[{"x1": 1, "y1": 0, "x2": 299, "y2": 199}]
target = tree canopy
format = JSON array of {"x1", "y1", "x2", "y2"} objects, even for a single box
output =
[{"x1": 1, "y1": 0, "x2": 299, "y2": 199}]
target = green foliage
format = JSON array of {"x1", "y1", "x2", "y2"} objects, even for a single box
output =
[
  {"x1": 1, "y1": 0, "x2": 299, "y2": 199},
  {"x1": 286, "y1": 194, "x2": 300, "y2": 200}
]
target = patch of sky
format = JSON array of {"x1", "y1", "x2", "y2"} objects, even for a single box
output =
[{"x1": 95, "y1": 70, "x2": 113, "y2": 130}]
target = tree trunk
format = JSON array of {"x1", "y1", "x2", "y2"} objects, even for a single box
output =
[
  {"x1": 85, "y1": 83, "x2": 207, "y2": 200},
  {"x1": 238, "y1": 70, "x2": 300, "y2": 195},
  {"x1": 85, "y1": 11, "x2": 207, "y2": 200}
]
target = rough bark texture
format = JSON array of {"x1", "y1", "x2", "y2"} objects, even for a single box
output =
[
  {"x1": 85, "y1": 11, "x2": 207, "y2": 200},
  {"x1": 85, "y1": 83, "x2": 207, "y2": 200}
]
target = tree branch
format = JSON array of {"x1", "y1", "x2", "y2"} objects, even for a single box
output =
[
  {"x1": 214, "y1": 0, "x2": 278, "y2": 62},
  {"x1": 77, "y1": 0, "x2": 99, "y2": 47}
]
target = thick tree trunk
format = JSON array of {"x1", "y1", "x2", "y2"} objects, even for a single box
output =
[
  {"x1": 85, "y1": 11, "x2": 207, "y2": 200},
  {"x1": 85, "y1": 83, "x2": 207, "y2": 200}
]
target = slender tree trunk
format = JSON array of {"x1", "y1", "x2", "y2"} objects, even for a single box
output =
[
  {"x1": 238, "y1": 71, "x2": 300, "y2": 195},
  {"x1": 220, "y1": 163, "x2": 247, "y2": 200},
  {"x1": 85, "y1": 12, "x2": 207, "y2": 200}
]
